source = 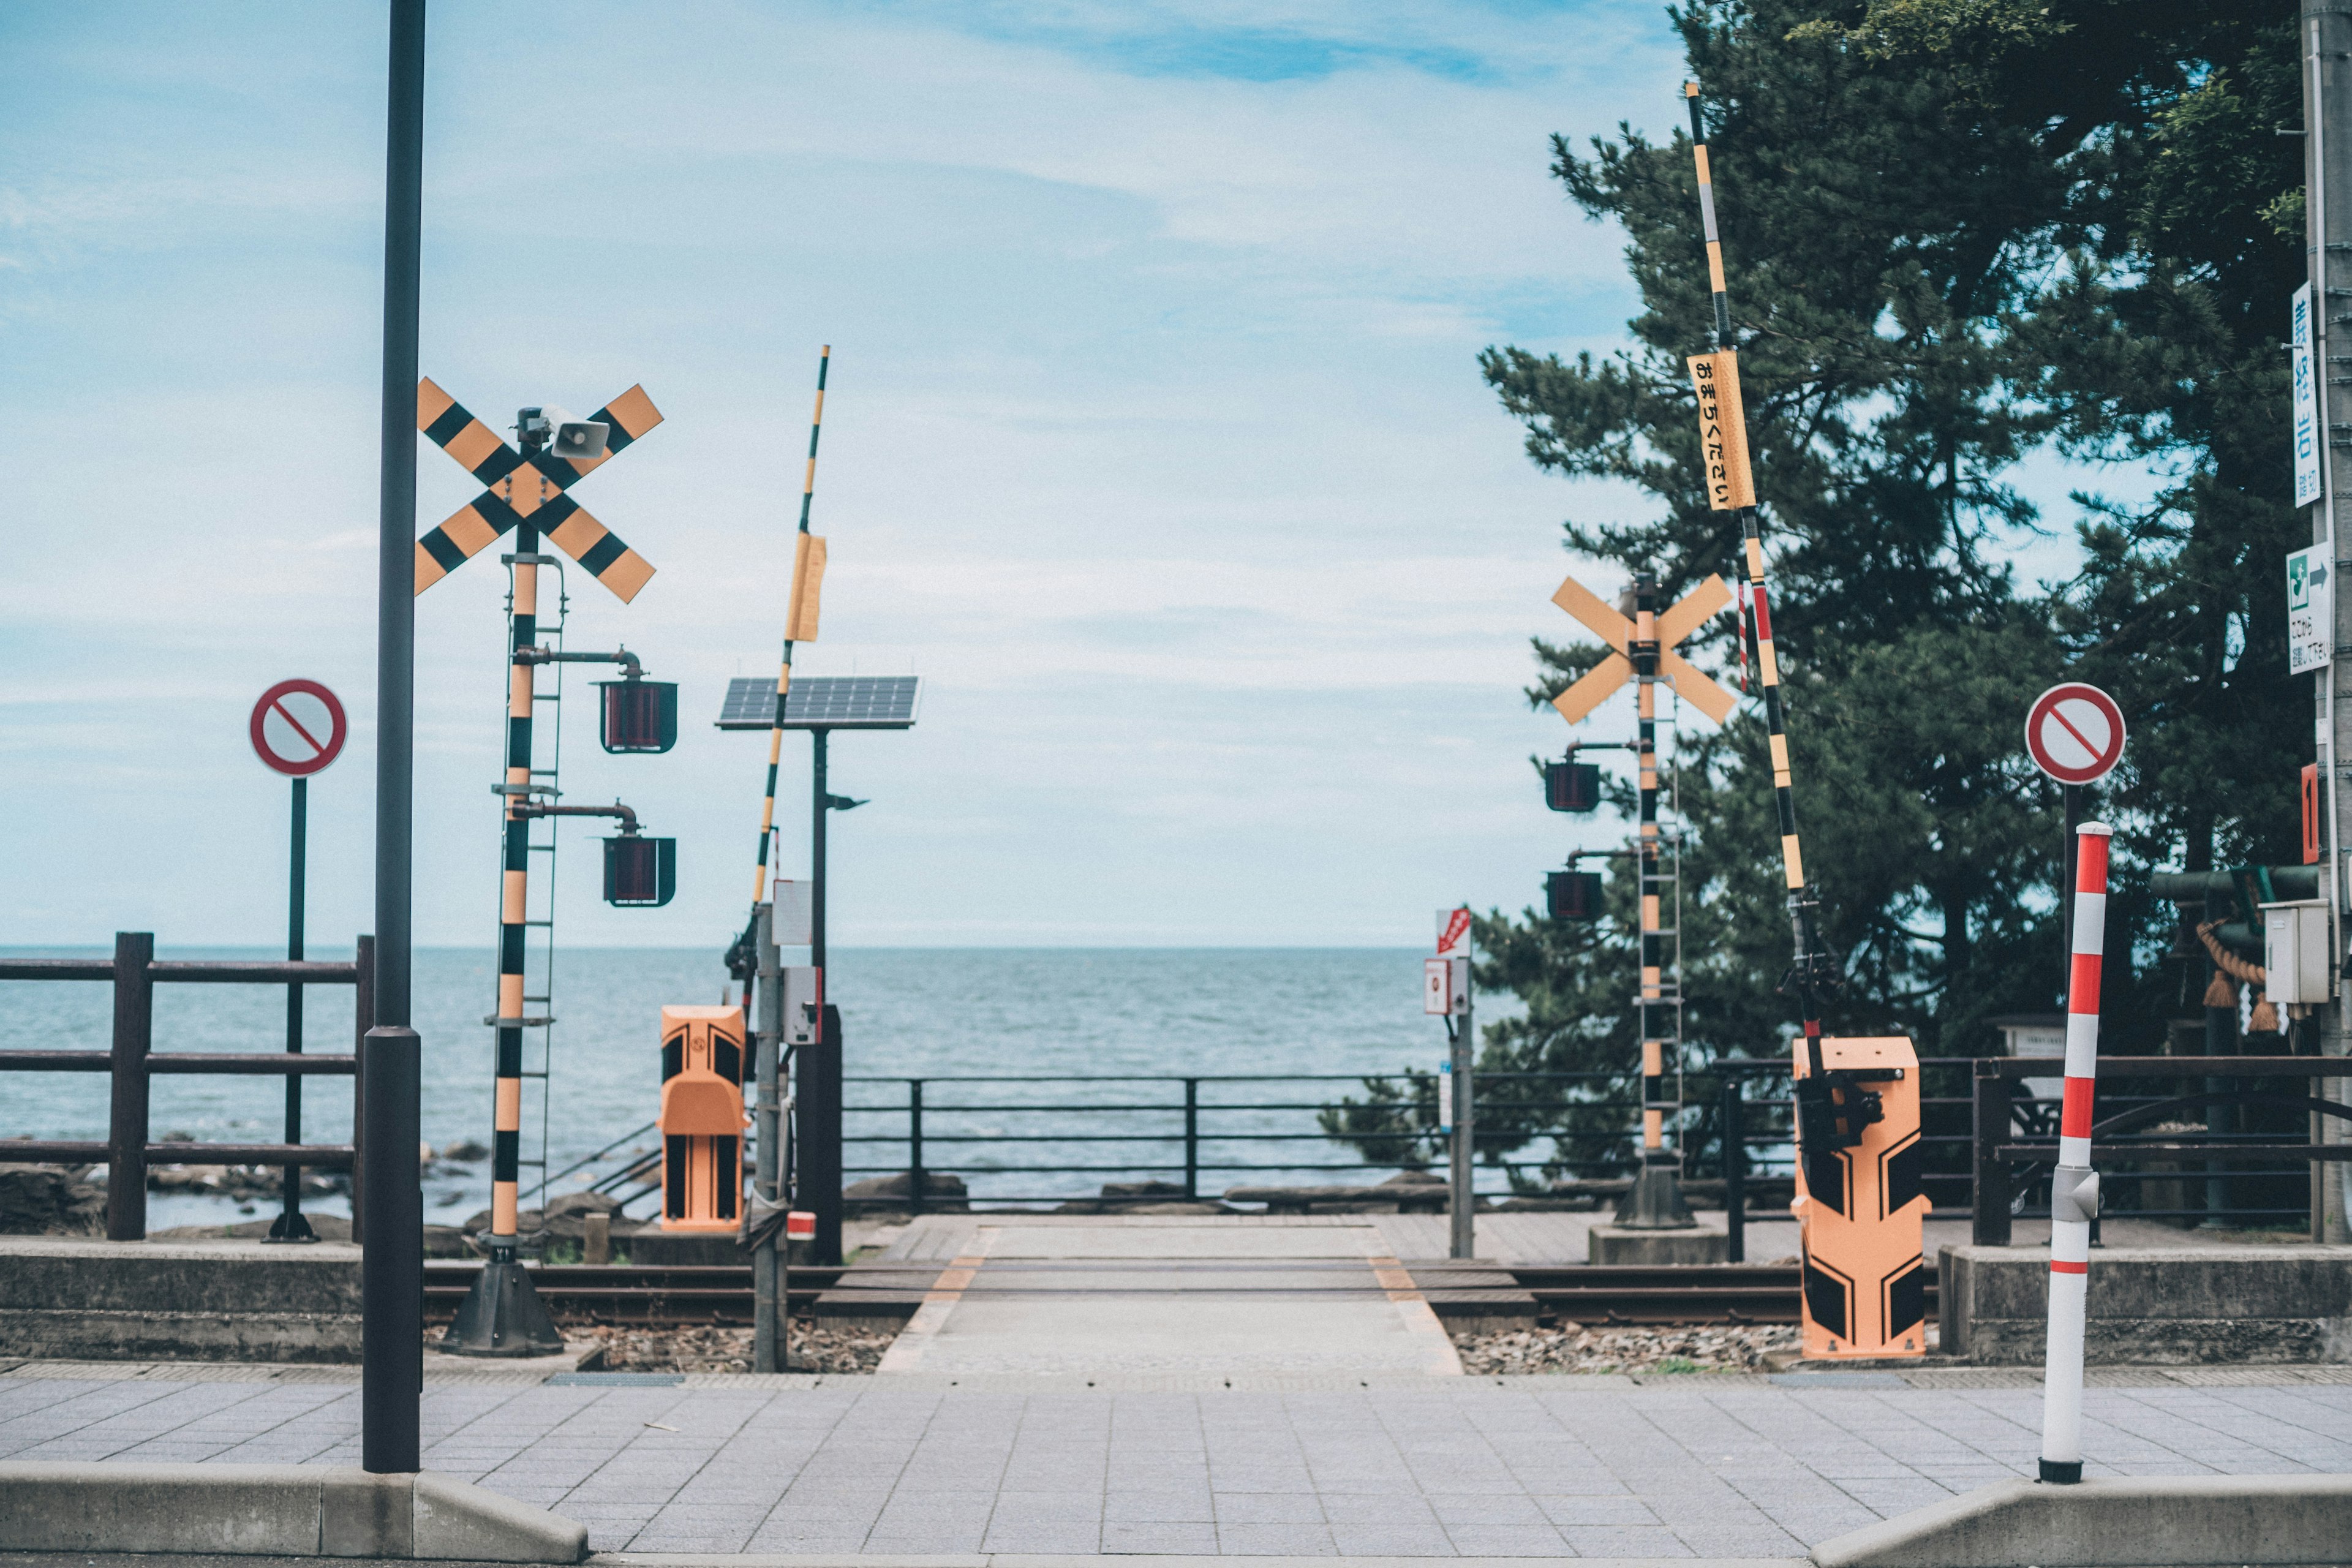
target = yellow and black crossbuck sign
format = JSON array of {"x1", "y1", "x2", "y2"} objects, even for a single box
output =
[
  {"x1": 413, "y1": 379, "x2": 663, "y2": 601},
  {"x1": 1548, "y1": 571, "x2": 1738, "y2": 726}
]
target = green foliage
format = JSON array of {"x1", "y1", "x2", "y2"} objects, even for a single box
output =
[{"x1": 1418, "y1": 0, "x2": 2306, "y2": 1180}]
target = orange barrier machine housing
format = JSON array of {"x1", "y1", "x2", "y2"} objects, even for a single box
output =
[
  {"x1": 1792, "y1": 1035, "x2": 1931, "y2": 1357},
  {"x1": 658, "y1": 1004, "x2": 747, "y2": 1232}
]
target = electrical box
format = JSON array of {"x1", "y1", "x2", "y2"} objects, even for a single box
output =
[
  {"x1": 1793, "y1": 1035, "x2": 1929, "y2": 1360},
  {"x1": 657, "y1": 1004, "x2": 746, "y2": 1232},
  {"x1": 781, "y1": 965, "x2": 822, "y2": 1046},
  {"x1": 771, "y1": 879, "x2": 813, "y2": 947},
  {"x1": 2260, "y1": 900, "x2": 2331, "y2": 1005},
  {"x1": 1422, "y1": 957, "x2": 1468, "y2": 1016}
]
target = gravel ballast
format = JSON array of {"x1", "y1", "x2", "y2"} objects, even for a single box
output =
[
  {"x1": 1452, "y1": 1321, "x2": 1801, "y2": 1374},
  {"x1": 573, "y1": 1319, "x2": 897, "y2": 1374}
]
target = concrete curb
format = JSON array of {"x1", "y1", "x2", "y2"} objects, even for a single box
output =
[
  {"x1": 1809, "y1": 1473, "x2": 2352, "y2": 1567},
  {"x1": 0, "y1": 1462, "x2": 588, "y2": 1562}
]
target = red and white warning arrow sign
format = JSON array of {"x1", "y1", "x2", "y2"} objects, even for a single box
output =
[
  {"x1": 1436, "y1": 907, "x2": 1472, "y2": 957},
  {"x1": 2024, "y1": 682, "x2": 2124, "y2": 787},
  {"x1": 250, "y1": 679, "x2": 347, "y2": 778}
]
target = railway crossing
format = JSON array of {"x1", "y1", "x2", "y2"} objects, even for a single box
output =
[
  {"x1": 417, "y1": 378, "x2": 677, "y2": 1358},
  {"x1": 1547, "y1": 567, "x2": 1736, "y2": 1241}
]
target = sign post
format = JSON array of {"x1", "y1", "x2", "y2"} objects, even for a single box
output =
[
  {"x1": 249, "y1": 679, "x2": 348, "y2": 1244},
  {"x1": 1432, "y1": 908, "x2": 1475, "y2": 1259},
  {"x1": 2024, "y1": 682, "x2": 2127, "y2": 1006}
]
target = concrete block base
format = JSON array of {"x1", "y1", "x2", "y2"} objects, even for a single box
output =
[
  {"x1": 1810, "y1": 1472, "x2": 2352, "y2": 1567},
  {"x1": 1938, "y1": 1243, "x2": 2352, "y2": 1365},
  {"x1": 0, "y1": 1462, "x2": 587, "y2": 1562},
  {"x1": 0, "y1": 1237, "x2": 364, "y2": 1364},
  {"x1": 421, "y1": 1339, "x2": 605, "y2": 1376},
  {"x1": 1589, "y1": 1225, "x2": 1730, "y2": 1265}
]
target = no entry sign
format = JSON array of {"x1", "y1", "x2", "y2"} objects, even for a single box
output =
[
  {"x1": 2024, "y1": 683, "x2": 2125, "y2": 787},
  {"x1": 250, "y1": 679, "x2": 347, "y2": 777}
]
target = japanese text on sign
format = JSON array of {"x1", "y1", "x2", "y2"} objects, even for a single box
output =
[
  {"x1": 2288, "y1": 543, "x2": 2332, "y2": 676},
  {"x1": 1687, "y1": 350, "x2": 1755, "y2": 511},
  {"x1": 2294, "y1": 285, "x2": 2323, "y2": 510}
]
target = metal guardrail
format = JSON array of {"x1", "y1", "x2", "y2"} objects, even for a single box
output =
[
  {"x1": 1970, "y1": 1055, "x2": 2352, "y2": 1245},
  {"x1": 0, "y1": 931, "x2": 374, "y2": 1239},
  {"x1": 821, "y1": 1065, "x2": 1851, "y2": 1259}
]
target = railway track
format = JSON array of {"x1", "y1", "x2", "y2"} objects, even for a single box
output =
[{"x1": 421, "y1": 1261, "x2": 1917, "y2": 1328}]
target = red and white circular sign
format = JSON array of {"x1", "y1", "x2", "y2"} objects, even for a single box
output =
[
  {"x1": 2024, "y1": 682, "x2": 2125, "y2": 786},
  {"x1": 249, "y1": 679, "x2": 347, "y2": 777}
]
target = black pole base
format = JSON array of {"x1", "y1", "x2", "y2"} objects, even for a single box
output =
[
  {"x1": 263, "y1": 1208, "x2": 317, "y2": 1243},
  {"x1": 2038, "y1": 1458, "x2": 2082, "y2": 1485},
  {"x1": 440, "y1": 1257, "x2": 565, "y2": 1357},
  {"x1": 1613, "y1": 1159, "x2": 1699, "y2": 1229}
]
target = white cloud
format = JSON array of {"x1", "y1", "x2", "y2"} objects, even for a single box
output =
[{"x1": 0, "y1": 0, "x2": 1682, "y2": 948}]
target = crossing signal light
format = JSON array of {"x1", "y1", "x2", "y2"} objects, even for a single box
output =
[
  {"x1": 1546, "y1": 761, "x2": 1602, "y2": 813},
  {"x1": 598, "y1": 678, "x2": 679, "y2": 754},
  {"x1": 1546, "y1": 870, "x2": 1605, "y2": 921},
  {"x1": 605, "y1": 833, "x2": 677, "y2": 907}
]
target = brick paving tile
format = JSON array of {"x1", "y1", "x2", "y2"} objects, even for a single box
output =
[
  {"x1": 1215, "y1": 1521, "x2": 1338, "y2": 1555},
  {"x1": 1329, "y1": 1524, "x2": 1457, "y2": 1556},
  {"x1": 1103, "y1": 1520, "x2": 1222, "y2": 1553}
]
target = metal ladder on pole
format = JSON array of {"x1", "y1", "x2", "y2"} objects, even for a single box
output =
[
  {"x1": 1662, "y1": 691, "x2": 1689, "y2": 1150},
  {"x1": 510, "y1": 560, "x2": 571, "y2": 1216}
]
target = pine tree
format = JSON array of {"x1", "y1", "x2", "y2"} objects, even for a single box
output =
[{"x1": 1412, "y1": 0, "x2": 2305, "y2": 1189}]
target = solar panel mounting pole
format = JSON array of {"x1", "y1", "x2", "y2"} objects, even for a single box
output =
[{"x1": 807, "y1": 726, "x2": 842, "y2": 1266}]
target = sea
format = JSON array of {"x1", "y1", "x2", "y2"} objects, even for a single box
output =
[{"x1": 0, "y1": 946, "x2": 1511, "y2": 1227}]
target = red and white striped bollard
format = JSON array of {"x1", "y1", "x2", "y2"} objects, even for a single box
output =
[{"x1": 2040, "y1": 820, "x2": 2109, "y2": 1484}]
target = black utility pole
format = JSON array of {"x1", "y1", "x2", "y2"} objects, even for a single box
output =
[
  {"x1": 805, "y1": 728, "x2": 843, "y2": 1265},
  {"x1": 2304, "y1": 0, "x2": 2352, "y2": 1244},
  {"x1": 363, "y1": 0, "x2": 426, "y2": 1479}
]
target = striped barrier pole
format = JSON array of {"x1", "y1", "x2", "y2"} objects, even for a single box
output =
[
  {"x1": 2040, "y1": 820, "x2": 2111, "y2": 1484},
  {"x1": 1680, "y1": 83, "x2": 1830, "y2": 1056},
  {"x1": 750, "y1": 347, "x2": 831, "y2": 905}
]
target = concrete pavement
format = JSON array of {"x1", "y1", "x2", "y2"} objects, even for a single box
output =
[
  {"x1": 4, "y1": 1362, "x2": 2348, "y2": 1556},
  {"x1": 871, "y1": 1220, "x2": 1458, "y2": 1378}
]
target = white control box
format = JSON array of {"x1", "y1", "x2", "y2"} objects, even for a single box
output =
[
  {"x1": 2260, "y1": 900, "x2": 2332, "y2": 1005},
  {"x1": 1423, "y1": 957, "x2": 1469, "y2": 1016},
  {"x1": 782, "y1": 965, "x2": 823, "y2": 1044}
]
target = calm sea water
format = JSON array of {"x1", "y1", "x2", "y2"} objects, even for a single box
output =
[{"x1": 0, "y1": 947, "x2": 1503, "y2": 1224}]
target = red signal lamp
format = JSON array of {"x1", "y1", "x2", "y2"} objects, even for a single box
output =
[
  {"x1": 604, "y1": 832, "x2": 677, "y2": 908},
  {"x1": 598, "y1": 678, "x2": 679, "y2": 754},
  {"x1": 1545, "y1": 761, "x2": 1602, "y2": 813},
  {"x1": 1545, "y1": 869, "x2": 1605, "y2": 922}
]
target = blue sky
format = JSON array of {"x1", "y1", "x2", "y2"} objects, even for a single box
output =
[{"x1": 0, "y1": 2, "x2": 2087, "y2": 951}]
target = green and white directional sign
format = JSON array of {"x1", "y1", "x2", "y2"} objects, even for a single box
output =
[{"x1": 2288, "y1": 543, "x2": 2332, "y2": 676}]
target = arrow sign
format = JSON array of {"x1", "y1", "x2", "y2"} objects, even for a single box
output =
[
  {"x1": 2025, "y1": 682, "x2": 2125, "y2": 787},
  {"x1": 1436, "y1": 907, "x2": 1471, "y2": 957},
  {"x1": 250, "y1": 679, "x2": 347, "y2": 777}
]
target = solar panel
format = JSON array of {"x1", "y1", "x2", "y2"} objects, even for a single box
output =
[{"x1": 716, "y1": 675, "x2": 921, "y2": 731}]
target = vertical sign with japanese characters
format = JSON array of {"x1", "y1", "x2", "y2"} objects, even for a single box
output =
[
  {"x1": 1687, "y1": 350, "x2": 1755, "y2": 511},
  {"x1": 2294, "y1": 283, "x2": 2323, "y2": 510}
]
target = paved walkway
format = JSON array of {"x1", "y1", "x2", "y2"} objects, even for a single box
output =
[
  {"x1": 4, "y1": 1363, "x2": 2348, "y2": 1557},
  {"x1": 872, "y1": 1219, "x2": 1458, "y2": 1378}
]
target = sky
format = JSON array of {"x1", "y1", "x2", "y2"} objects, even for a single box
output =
[{"x1": 0, "y1": 1, "x2": 2085, "y2": 952}]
